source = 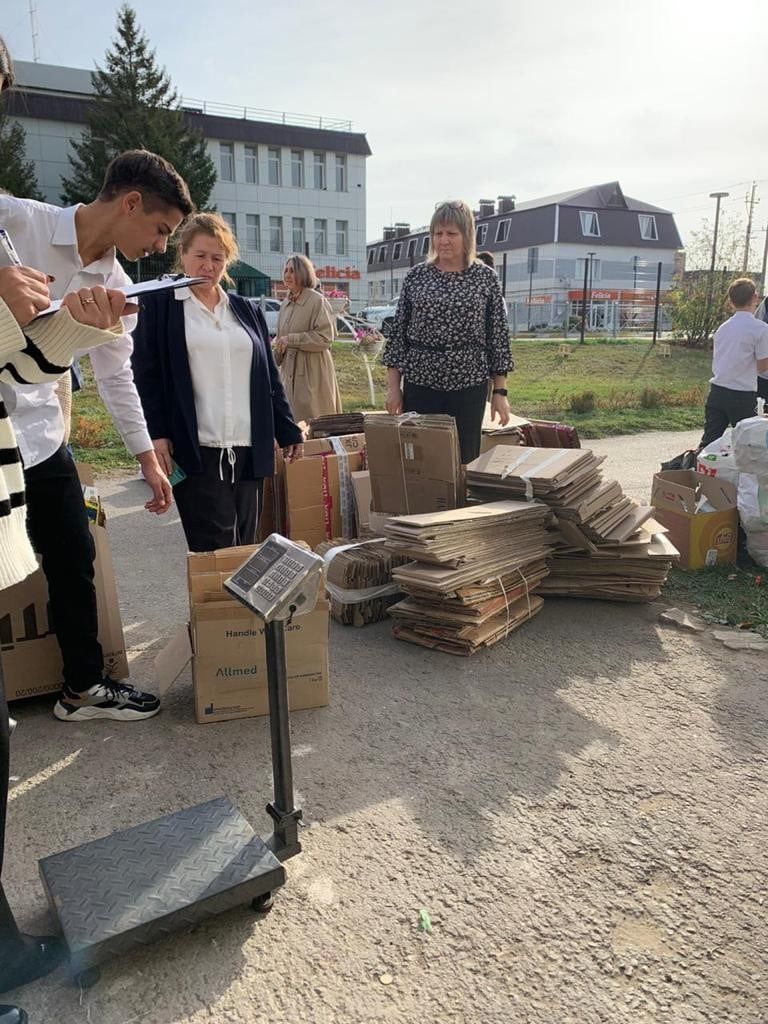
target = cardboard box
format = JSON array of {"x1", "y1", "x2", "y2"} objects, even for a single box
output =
[
  {"x1": 285, "y1": 434, "x2": 365, "y2": 548},
  {"x1": 651, "y1": 470, "x2": 738, "y2": 569},
  {"x1": 3, "y1": 465, "x2": 128, "y2": 702},
  {"x1": 156, "y1": 544, "x2": 330, "y2": 724},
  {"x1": 365, "y1": 415, "x2": 463, "y2": 516}
]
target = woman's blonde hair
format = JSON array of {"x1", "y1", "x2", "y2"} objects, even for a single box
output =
[
  {"x1": 173, "y1": 212, "x2": 239, "y2": 284},
  {"x1": 284, "y1": 253, "x2": 318, "y2": 290},
  {"x1": 427, "y1": 200, "x2": 477, "y2": 268}
]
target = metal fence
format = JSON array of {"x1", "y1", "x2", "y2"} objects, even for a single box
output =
[{"x1": 506, "y1": 298, "x2": 672, "y2": 337}]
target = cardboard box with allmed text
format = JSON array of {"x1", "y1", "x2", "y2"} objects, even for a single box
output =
[
  {"x1": 651, "y1": 469, "x2": 738, "y2": 570},
  {"x1": 155, "y1": 544, "x2": 330, "y2": 724},
  {"x1": 3, "y1": 465, "x2": 128, "y2": 702}
]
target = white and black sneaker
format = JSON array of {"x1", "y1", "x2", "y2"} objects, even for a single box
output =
[{"x1": 53, "y1": 680, "x2": 161, "y2": 722}]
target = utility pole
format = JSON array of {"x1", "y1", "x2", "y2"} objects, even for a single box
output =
[
  {"x1": 29, "y1": 0, "x2": 40, "y2": 62},
  {"x1": 743, "y1": 181, "x2": 758, "y2": 272},
  {"x1": 709, "y1": 191, "x2": 729, "y2": 273}
]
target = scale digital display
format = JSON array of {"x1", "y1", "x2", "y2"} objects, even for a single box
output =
[{"x1": 224, "y1": 535, "x2": 324, "y2": 622}]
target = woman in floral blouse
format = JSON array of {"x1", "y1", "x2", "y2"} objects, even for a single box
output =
[{"x1": 382, "y1": 200, "x2": 512, "y2": 464}]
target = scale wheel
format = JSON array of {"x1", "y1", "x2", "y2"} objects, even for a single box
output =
[
  {"x1": 251, "y1": 892, "x2": 274, "y2": 913},
  {"x1": 74, "y1": 966, "x2": 101, "y2": 989}
]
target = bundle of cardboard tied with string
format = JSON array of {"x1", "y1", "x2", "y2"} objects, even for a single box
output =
[
  {"x1": 315, "y1": 539, "x2": 410, "y2": 627},
  {"x1": 383, "y1": 501, "x2": 552, "y2": 655},
  {"x1": 466, "y1": 446, "x2": 678, "y2": 601}
]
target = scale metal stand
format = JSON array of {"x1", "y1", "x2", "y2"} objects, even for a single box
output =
[{"x1": 38, "y1": 536, "x2": 324, "y2": 986}]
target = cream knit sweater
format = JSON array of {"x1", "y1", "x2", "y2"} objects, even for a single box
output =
[{"x1": 0, "y1": 299, "x2": 119, "y2": 590}]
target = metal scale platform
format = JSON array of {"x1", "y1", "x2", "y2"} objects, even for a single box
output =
[{"x1": 39, "y1": 536, "x2": 324, "y2": 984}]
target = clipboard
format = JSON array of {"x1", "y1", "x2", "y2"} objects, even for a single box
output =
[{"x1": 33, "y1": 276, "x2": 207, "y2": 319}]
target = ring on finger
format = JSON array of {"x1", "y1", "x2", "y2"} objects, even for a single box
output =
[{"x1": 82, "y1": 297, "x2": 96, "y2": 304}]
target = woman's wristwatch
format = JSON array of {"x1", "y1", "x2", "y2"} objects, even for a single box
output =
[{"x1": 492, "y1": 387, "x2": 508, "y2": 397}]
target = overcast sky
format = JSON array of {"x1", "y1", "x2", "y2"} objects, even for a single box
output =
[{"x1": 4, "y1": 0, "x2": 766, "y2": 262}]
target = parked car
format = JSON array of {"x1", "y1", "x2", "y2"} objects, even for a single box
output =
[
  {"x1": 255, "y1": 297, "x2": 281, "y2": 336},
  {"x1": 359, "y1": 303, "x2": 397, "y2": 336}
]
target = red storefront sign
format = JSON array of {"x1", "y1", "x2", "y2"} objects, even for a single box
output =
[
  {"x1": 525, "y1": 295, "x2": 552, "y2": 305},
  {"x1": 315, "y1": 265, "x2": 361, "y2": 280},
  {"x1": 568, "y1": 289, "x2": 670, "y2": 301}
]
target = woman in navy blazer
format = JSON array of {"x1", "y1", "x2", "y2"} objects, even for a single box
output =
[{"x1": 131, "y1": 213, "x2": 302, "y2": 552}]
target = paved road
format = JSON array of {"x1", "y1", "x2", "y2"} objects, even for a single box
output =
[{"x1": 6, "y1": 429, "x2": 767, "y2": 1024}]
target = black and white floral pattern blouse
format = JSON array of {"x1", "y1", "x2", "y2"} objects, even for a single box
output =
[{"x1": 381, "y1": 260, "x2": 513, "y2": 390}]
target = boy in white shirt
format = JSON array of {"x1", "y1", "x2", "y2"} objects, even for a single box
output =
[
  {"x1": 701, "y1": 278, "x2": 768, "y2": 447},
  {"x1": 755, "y1": 293, "x2": 768, "y2": 401}
]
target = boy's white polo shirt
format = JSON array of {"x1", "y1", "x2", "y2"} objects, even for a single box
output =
[{"x1": 711, "y1": 311, "x2": 768, "y2": 391}]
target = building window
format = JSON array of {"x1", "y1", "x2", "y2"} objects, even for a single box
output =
[
  {"x1": 393, "y1": 278, "x2": 400, "y2": 296},
  {"x1": 476, "y1": 224, "x2": 488, "y2": 245},
  {"x1": 291, "y1": 149, "x2": 304, "y2": 188},
  {"x1": 527, "y1": 247, "x2": 539, "y2": 274},
  {"x1": 379, "y1": 280, "x2": 386, "y2": 297},
  {"x1": 313, "y1": 151, "x2": 326, "y2": 189},
  {"x1": 222, "y1": 212, "x2": 237, "y2": 239},
  {"x1": 392, "y1": 241, "x2": 402, "y2": 261},
  {"x1": 292, "y1": 218, "x2": 306, "y2": 253},
  {"x1": 639, "y1": 214, "x2": 658, "y2": 241},
  {"x1": 219, "y1": 142, "x2": 235, "y2": 182},
  {"x1": 495, "y1": 220, "x2": 510, "y2": 243},
  {"x1": 336, "y1": 220, "x2": 348, "y2": 256},
  {"x1": 406, "y1": 238, "x2": 417, "y2": 260},
  {"x1": 245, "y1": 214, "x2": 260, "y2": 251},
  {"x1": 269, "y1": 216, "x2": 283, "y2": 252},
  {"x1": 579, "y1": 211, "x2": 600, "y2": 237},
  {"x1": 576, "y1": 257, "x2": 602, "y2": 282},
  {"x1": 268, "y1": 147, "x2": 282, "y2": 186},
  {"x1": 244, "y1": 145, "x2": 258, "y2": 184},
  {"x1": 368, "y1": 279, "x2": 375, "y2": 297},
  {"x1": 335, "y1": 154, "x2": 347, "y2": 191},
  {"x1": 367, "y1": 249, "x2": 375, "y2": 266},
  {"x1": 378, "y1": 245, "x2": 388, "y2": 263},
  {"x1": 314, "y1": 218, "x2": 327, "y2": 254},
  {"x1": 420, "y1": 236, "x2": 430, "y2": 256}
]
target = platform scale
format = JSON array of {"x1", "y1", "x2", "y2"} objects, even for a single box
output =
[{"x1": 39, "y1": 536, "x2": 324, "y2": 986}]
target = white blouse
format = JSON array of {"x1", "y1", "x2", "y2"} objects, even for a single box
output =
[{"x1": 177, "y1": 286, "x2": 253, "y2": 446}]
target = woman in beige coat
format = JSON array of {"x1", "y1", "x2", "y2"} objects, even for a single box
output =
[{"x1": 274, "y1": 254, "x2": 342, "y2": 424}]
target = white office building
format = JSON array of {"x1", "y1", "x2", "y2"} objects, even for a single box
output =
[{"x1": 6, "y1": 61, "x2": 371, "y2": 304}]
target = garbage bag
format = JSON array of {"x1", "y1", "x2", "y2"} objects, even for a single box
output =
[
  {"x1": 696, "y1": 429, "x2": 740, "y2": 488},
  {"x1": 733, "y1": 410, "x2": 768, "y2": 477}
]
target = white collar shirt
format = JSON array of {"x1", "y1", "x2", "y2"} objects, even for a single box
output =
[
  {"x1": 710, "y1": 311, "x2": 768, "y2": 392},
  {"x1": 176, "y1": 286, "x2": 253, "y2": 447},
  {"x1": 0, "y1": 195, "x2": 152, "y2": 467}
]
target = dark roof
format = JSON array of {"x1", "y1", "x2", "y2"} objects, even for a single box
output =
[
  {"x1": 4, "y1": 90, "x2": 372, "y2": 156},
  {"x1": 513, "y1": 181, "x2": 673, "y2": 215}
]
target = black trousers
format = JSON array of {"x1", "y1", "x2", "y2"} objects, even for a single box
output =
[
  {"x1": 701, "y1": 384, "x2": 758, "y2": 448},
  {"x1": 24, "y1": 445, "x2": 102, "y2": 691},
  {"x1": 173, "y1": 447, "x2": 263, "y2": 553},
  {"x1": 402, "y1": 381, "x2": 488, "y2": 464},
  {"x1": 0, "y1": 660, "x2": 22, "y2": 957},
  {"x1": 758, "y1": 376, "x2": 768, "y2": 402}
]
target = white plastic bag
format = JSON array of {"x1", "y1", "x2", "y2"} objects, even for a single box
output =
[
  {"x1": 732, "y1": 404, "x2": 768, "y2": 476},
  {"x1": 696, "y1": 428, "x2": 741, "y2": 488},
  {"x1": 737, "y1": 473, "x2": 768, "y2": 566}
]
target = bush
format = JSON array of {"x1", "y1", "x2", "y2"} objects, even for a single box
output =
[
  {"x1": 569, "y1": 391, "x2": 596, "y2": 414},
  {"x1": 639, "y1": 387, "x2": 662, "y2": 409},
  {"x1": 71, "y1": 415, "x2": 110, "y2": 449}
]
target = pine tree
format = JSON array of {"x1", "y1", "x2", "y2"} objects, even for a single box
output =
[
  {"x1": 0, "y1": 107, "x2": 44, "y2": 200},
  {"x1": 61, "y1": 4, "x2": 215, "y2": 211}
]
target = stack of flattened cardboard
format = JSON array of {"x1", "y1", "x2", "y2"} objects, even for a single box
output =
[
  {"x1": 364, "y1": 414, "x2": 463, "y2": 515},
  {"x1": 308, "y1": 413, "x2": 366, "y2": 438},
  {"x1": 315, "y1": 539, "x2": 409, "y2": 626},
  {"x1": 384, "y1": 501, "x2": 552, "y2": 655},
  {"x1": 467, "y1": 446, "x2": 678, "y2": 602}
]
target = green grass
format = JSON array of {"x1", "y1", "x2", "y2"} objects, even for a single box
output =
[
  {"x1": 663, "y1": 561, "x2": 768, "y2": 638},
  {"x1": 70, "y1": 338, "x2": 711, "y2": 470}
]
